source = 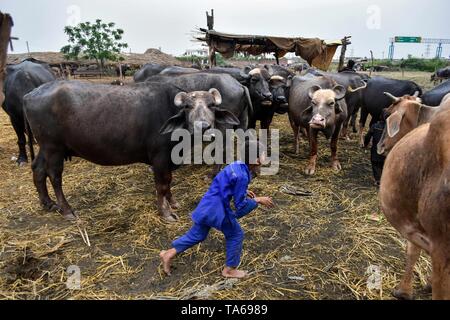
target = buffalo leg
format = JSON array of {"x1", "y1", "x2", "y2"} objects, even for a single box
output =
[
  {"x1": 351, "y1": 106, "x2": 360, "y2": 133},
  {"x1": 393, "y1": 241, "x2": 421, "y2": 300},
  {"x1": 32, "y1": 150, "x2": 58, "y2": 212},
  {"x1": 359, "y1": 108, "x2": 369, "y2": 147},
  {"x1": 165, "y1": 171, "x2": 180, "y2": 210},
  {"x1": 46, "y1": 151, "x2": 77, "y2": 220},
  {"x1": 340, "y1": 123, "x2": 349, "y2": 140},
  {"x1": 330, "y1": 126, "x2": 342, "y2": 171},
  {"x1": 10, "y1": 115, "x2": 28, "y2": 165},
  {"x1": 153, "y1": 164, "x2": 178, "y2": 222},
  {"x1": 305, "y1": 128, "x2": 318, "y2": 175},
  {"x1": 289, "y1": 120, "x2": 300, "y2": 155}
]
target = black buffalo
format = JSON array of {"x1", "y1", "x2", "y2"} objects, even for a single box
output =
[
  {"x1": 134, "y1": 65, "x2": 273, "y2": 129},
  {"x1": 288, "y1": 76, "x2": 347, "y2": 175},
  {"x1": 431, "y1": 66, "x2": 450, "y2": 83},
  {"x1": 23, "y1": 74, "x2": 247, "y2": 222},
  {"x1": 357, "y1": 76, "x2": 422, "y2": 146},
  {"x1": 133, "y1": 63, "x2": 167, "y2": 82},
  {"x1": 305, "y1": 69, "x2": 369, "y2": 139},
  {"x1": 421, "y1": 80, "x2": 450, "y2": 106},
  {"x1": 3, "y1": 60, "x2": 56, "y2": 164}
]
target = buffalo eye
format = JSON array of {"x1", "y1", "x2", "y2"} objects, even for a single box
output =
[
  {"x1": 311, "y1": 100, "x2": 317, "y2": 106},
  {"x1": 329, "y1": 101, "x2": 335, "y2": 107}
]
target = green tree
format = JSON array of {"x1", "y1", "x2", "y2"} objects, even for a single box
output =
[{"x1": 61, "y1": 19, "x2": 128, "y2": 70}]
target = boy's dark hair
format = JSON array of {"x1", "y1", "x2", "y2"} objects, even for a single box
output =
[{"x1": 239, "y1": 138, "x2": 266, "y2": 165}]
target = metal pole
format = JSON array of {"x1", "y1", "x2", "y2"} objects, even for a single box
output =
[
  {"x1": 26, "y1": 41, "x2": 30, "y2": 56},
  {"x1": 435, "y1": 43, "x2": 442, "y2": 58}
]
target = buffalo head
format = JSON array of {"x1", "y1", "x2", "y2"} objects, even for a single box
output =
[
  {"x1": 246, "y1": 68, "x2": 273, "y2": 105},
  {"x1": 303, "y1": 85, "x2": 346, "y2": 129},
  {"x1": 160, "y1": 88, "x2": 240, "y2": 135},
  {"x1": 269, "y1": 75, "x2": 291, "y2": 113}
]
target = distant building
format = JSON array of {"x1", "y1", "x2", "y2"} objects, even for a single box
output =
[{"x1": 184, "y1": 48, "x2": 208, "y2": 57}]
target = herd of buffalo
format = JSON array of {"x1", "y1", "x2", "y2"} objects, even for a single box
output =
[{"x1": 1, "y1": 58, "x2": 450, "y2": 299}]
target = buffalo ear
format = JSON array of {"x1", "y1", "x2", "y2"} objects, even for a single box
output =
[
  {"x1": 308, "y1": 85, "x2": 321, "y2": 100},
  {"x1": 386, "y1": 111, "x2": 403, "y2": 138},
  {"x1": 333, "y1": 85, "x2": 346, "y2": 100},
  {"x1": 209, "y1": 88, "x2": 222, "y2": 106},
  {"x1": 159, "y1": 110, "x2": 186, "y2": 135},
  {"x1": 174, "y1": 92, "x2": 188, "y2": 107},
  {"x1": 215, "y1": 108, "x2": 240, "y2": 126}
]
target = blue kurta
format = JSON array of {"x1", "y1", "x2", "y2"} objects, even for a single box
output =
[
  {"x1": 191, "y1": 161, "x2": 258, "y2": 229},
  {"x1": 172, "y1": 161, "x2": 258, "y2": 267}
]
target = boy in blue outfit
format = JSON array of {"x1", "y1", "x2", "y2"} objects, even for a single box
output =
[{"x1": 160, "y1": 141, "x2": 274, "y2": 278}]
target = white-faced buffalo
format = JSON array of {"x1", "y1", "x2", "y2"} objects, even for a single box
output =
[
  {"x1": 23, "y1": 78, "x2": 241, "y2": 222},
  {"x1": 288, "y1": 76, "x2": 347, "y2": 175},
  {"x1": 3, "y1": 60, "x2": 56, "y2": 165},
  {"x1": 355, "y1": 76, "x2": 422, "y2": 146},
  {"x1": 134, "y1": 65, "x2": 273, "y2": 130},
  {"x1": 421, "y1": 79, "x2": 450, "y2": 106},
  {"x1": 307, "y1": 70, "x2": 369, "y2": 139},
  {"x1": 133, "y1": 63, "x2": 167, "y2": 82},
  {"x1": 144, "y1": 73, "x2": 252, "y2": 130},
  {"x1": 379, "y1": 102, "x2": 450, "y2": 300}
]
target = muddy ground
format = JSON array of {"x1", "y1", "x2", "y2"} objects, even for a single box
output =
[{"x1": 0, "y1": 71, "x2": 434, "y2": 300}]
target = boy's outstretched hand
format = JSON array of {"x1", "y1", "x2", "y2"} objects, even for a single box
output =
[
  {"x1": 255, "y1": 196, "x2": 274, "y2": 208},
  {"x1": 247, "y1": 190, "x2": 256, "y2": 199}
]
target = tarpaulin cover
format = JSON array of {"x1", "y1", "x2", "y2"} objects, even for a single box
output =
[{"x1": 198, "y1": 30, "x2": 342, "y2": 70}]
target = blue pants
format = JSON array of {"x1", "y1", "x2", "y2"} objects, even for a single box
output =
[{"x1": 172, "y1": 217, "x2": 244, "y2": 267}]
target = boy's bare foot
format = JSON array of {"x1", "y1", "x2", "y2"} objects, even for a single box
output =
[
  {"x1": 159, "y1": 248, "x2": 176, "y2": 275},
  {"x1": 222, "y1": 267, "x2": 248, "y2": 278}
]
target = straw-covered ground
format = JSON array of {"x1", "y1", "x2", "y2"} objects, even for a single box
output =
[{"x1": 0, "y1": 71, "x2": 435, "y2": 300}]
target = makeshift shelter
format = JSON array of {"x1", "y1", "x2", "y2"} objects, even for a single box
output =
[{"x1": 196, "y1": 28, "x2": 348, "y2": 71}]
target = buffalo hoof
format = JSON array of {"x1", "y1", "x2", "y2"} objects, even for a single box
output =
[
  {"x1": 62, "y1": 212, "x2": 78, "y2": 221},
  {"x1": 304, "y1": 166, "x2": 315, "y2": 175},
  {"x1": 42, "y1": 200, "x2": 60, "y2": 212},
  {"x1": 17, "y1": 159, "x2": 28, "y2": 167},
  {"x1": 423, "y1": 283, "x2": 432, "y2": 293},
  {"x1": 61, "y1": 210, "x2": 78, "y2": 221},
  {"x1": 169, "y1": 201, "x2": 180, "y2": 210},
  {"x1": 331, "y1": 161, "x2": 342, "y2": 171},
  {"x1": 162, "y1": 212, "x2": 179, "y2": 223},
  {"x1": 392, "y1": 288, "x2": 413, "y2": 300}
]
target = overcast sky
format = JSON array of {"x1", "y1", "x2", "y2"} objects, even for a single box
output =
[{"x1": 3, "y1": 0, "x2": 449, "y2": 60}]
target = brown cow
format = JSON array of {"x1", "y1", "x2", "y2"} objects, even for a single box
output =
[
  {"x1": 0, "y1": 12, "x2": 13, "y2": 106},
  {"x1": 377, "y1": 92, "x2": 450, "y2": 155},
  {"x1": 379, "y1": 102, "x2": 450, "y2": 300}
]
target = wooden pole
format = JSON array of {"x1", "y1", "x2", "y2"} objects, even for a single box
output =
[
  {"x1": 338, "y1": 36, "x2": 351, "y2": 71},
  {"x1": 206, "y1": 9, "x2": 214, "y2": 30}
]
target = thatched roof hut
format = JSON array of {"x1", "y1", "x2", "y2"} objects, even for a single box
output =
[{"x1": 6, "y1": 48, "x2": 181, "y2": 68}]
